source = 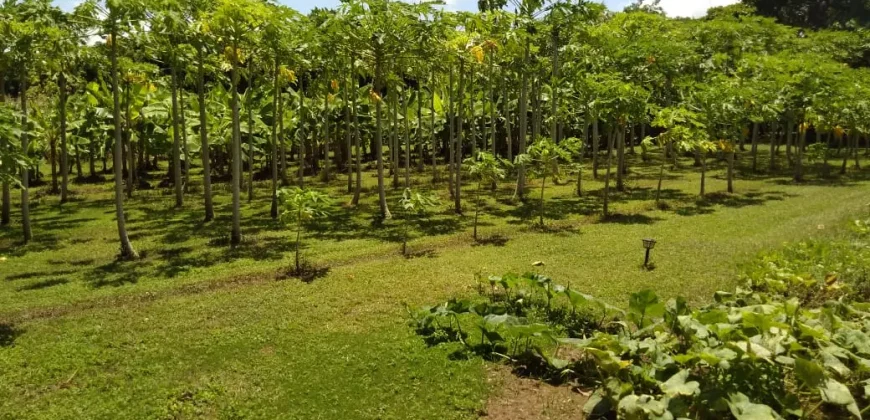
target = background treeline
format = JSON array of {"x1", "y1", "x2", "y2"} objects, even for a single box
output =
[{"x1": 1, "y1": 0, "x2": 869, "y2": 257}]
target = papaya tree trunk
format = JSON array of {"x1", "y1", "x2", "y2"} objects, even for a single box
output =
[
  {"x1": 271, "y1": 58, "x2": 280, "y2": 219},
  {"x1": 374, "y1": 53, "x2": 390, "y2": 219},
  {"x1": 751, "y1": 122, "x2": 759, "y2": 171},
  {"x1": 403, "y1": 88, "x2": 410, "y2": 189},
  {"x1": 198, "y1": 46, "x2": 214, "y2": 222},
  {"x1": 455, "y1": 60, "x2": 464, "y2": 215},
  {"x1": 20, "y1": 68, "x2": 31, "y2": 243},
  {"x1": 110, "y1": 21, "x2": 137, "y2": 258},
  {"x1": 1, "y1": 182, "x2": 9, "y2": 226},
  {"x1": 602, "y1": 127, "x2": 616, "y2": 217},
  {"x1": 230, "y1": 41, "x2": 242, "y2": 246},
  {"x1": 170, "y1": 60, "x2": 183, "y2": 208}
]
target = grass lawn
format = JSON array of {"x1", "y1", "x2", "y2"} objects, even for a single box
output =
[{"x1": 1, "y1": 147, "x2": 869, "y2": 418}]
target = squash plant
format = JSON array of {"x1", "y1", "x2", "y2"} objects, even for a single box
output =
[{"x1": 412, "y1": 217, "x2": 870, "y2": 419}]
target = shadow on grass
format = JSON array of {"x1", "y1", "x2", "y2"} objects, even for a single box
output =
[
  {"x1": 16, "y1": 278, "x2": 70, "y2": 291},
  {"x1": 0, "y1": 323, "x2": 23, "y2": 347},
  {"x1": 674, "y1": 191, "x2": 793, "y2": 217},
  {"x1": 601, "y1": 213, "x2": 659, "y2": 225},
  {"x1": 5, "y1": 269, "x2": 77, "y2": 282},
  {"x1": 276, "y1": 262, "x2": 330, "y2": 283},
  {"x1": 473, "y1": 235, "x2": 510, "y2": 247}
]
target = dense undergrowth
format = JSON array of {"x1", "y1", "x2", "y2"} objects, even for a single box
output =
[{"x1": 410, "y1": 216, "x2": 870, "y2": 419}]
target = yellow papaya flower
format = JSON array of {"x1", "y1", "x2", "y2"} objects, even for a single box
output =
[
  {"x1": 470, "y1": 45, "x2": 484, "y2": 64},
  {"x1": 331, "y1": 79, "x2": 339, "y2": 91},
  {"x1": 279, "y1": 66, "x2": 296, "y2": 84},
  {"x1": 369, "y1": 89, "x2": 382, "y2": 103}
]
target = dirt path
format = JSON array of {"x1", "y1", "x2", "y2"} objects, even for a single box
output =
[{"x1": 482, "y1": 365, "x2": 589, "y2": 420}]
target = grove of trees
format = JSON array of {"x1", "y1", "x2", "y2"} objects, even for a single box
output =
[{"x1": 1, "y1": 0, "x2": 869, "y2": 257}]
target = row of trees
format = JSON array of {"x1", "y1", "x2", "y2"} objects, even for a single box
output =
[{"x1": 1, "y1": 0, "x2": 869, "y2": 258}]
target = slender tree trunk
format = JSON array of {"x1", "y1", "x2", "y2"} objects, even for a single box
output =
[
  {"x1": 504, "y1": 76, "x2": 512, "y2": 163},
  {"x1": 538, "y1": 176, "x2": 546, "y2": 226},
  {"x1": 321, "y1": 78, "x2": 330, "y2": 183},
  {"x1": 230, "y1": 42, "x2": 242, "y2": 246},
  {"x1": 345, "y1": 59, "x2": 353, "y2": 193},
  {"x1": 455, "y1": 61, "x2": 464, "y2": 215},
  {"x1": 75, "y1": 143, "x2": 83, "y2": 177},
  {"x1": 403, "y1": 89, "x2": 410, "y2": 189},
  {"x1": 699, "y1": 148, "x2": 707, "y2": 197},
  {"x1": 125, "y1": 81, "x2": 134, "y2": 198},
  {"x1": 794, "y1": 127, "x2": 805, "y2": 182},
  {"x1": 20, "y1": 70, "x2": 31, "y2": 243},
  {"x1": 469, "y1": 68, "x2": 477, "y2": 159},
  {"x1": 391, "y1": 86, "x2": 399, "y2": 189},
  {"x1": 785, "y1": 119, "x2": 793, "y2": 166},
  {"x1": 198, "y1": 46, "x2": 214, "y2": 222},
  {"x1": 515, "y1": 43, "x2": 529, "y2": 201},
  {"x1": 247, "y1": 77, "x2": 255, "y2": 201},
  {"x1": 50, "y1": 135, "x2": 58, "y2": 194},
  {"x1": 727, "y1": 146, "x2": 734, "y2": 193},
  {"x1": 374, "y1": 55, "x2": 390, "y2": 219},
  {"x1": 180, "y1": 87, "x2": 190, "y2": 194},
  {"x1": 298, "y1": 81, "x2": 305, "y2": 187},
  {"x1": 655, "y1": 159, "x2": 665, "y2": 203},
  {"x1": 769, "y1": 122, "x2": 777, "y2": 171},
  {"x1": 473, "y1": 181, "x2": 481, "y2": 240},
  {"x1": 592, "y1": 118, "x2": 599, "y2": 178},
  {"x1": 750, "y1": 122, "x2": 759, "y2": 171},
  {"x1": 602, "y1": 128, "x2": 616, "y2": 217},
  {"x1": 448, "y1": 70, "x2": 456, "y2": 199},
  {"x1": 1, "y1": 182, "x2": 9, "y2": 226},
  {"x1": 170, "y1": 61, "x2": 183, "y2": 208},
  {"x1": 416, "y1": 88, "x2": 424, "y2": 172},
  {"x1": 110, "y1": 21, "x2": 137, "y2": 258},
  {"x1": 430, "y1": 73, "x2": 439, "y2": 183},
  {"x1": 853, "y1": 131, "x2": 862, "y2": 169},
  {"x1": 550, "y1": 29, "x2": 559, "y2": 146},
  {"x1": 351, "y1": 74, "x2": 362, "y2": 205},
  {"x1": 279, "y1": 91, "x2": 287, "y2": 184},
  {"x1": 616, "y1": 125, "x2": 626, "y2": 192},
  {"x1": 576, "y1": 113, "x2": 590, "y2": 197},
  {"x1": 271, "y1": 59, "x2": 281, "y2": 219},
  {"x1": 489, "y1": 54, "x2": 496, "y2": 157},
  {"x1": 88, "y1": 140, "x2": 96, "y2": 177}
]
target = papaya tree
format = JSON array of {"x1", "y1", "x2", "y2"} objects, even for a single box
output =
[
  {"x1": 278, "y1": 187, "x2": 330, "y2": 275},
  {"x1": 465, "y1": 151, "x2": 506, "y2": 240}
]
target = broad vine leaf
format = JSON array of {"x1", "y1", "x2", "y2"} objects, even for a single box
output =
[
  {"x1": 727, "y1": 393, "x2": 782, "y2": 420},
  {"x1": 629, "y1": 290, "x2": 665, "y2": 329},
  {"x1": 820, "y1": 379, "x2": 861, "y2": 419},
  {"x1": 660, "y1": 370, "x2": 700, "y2": 397},
  {"x1": 618, "y1": 394, "x2": 673, "y2": 420},
  {"x1": 794, "y1": 358, "x2": 826, "y2": 388}
]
